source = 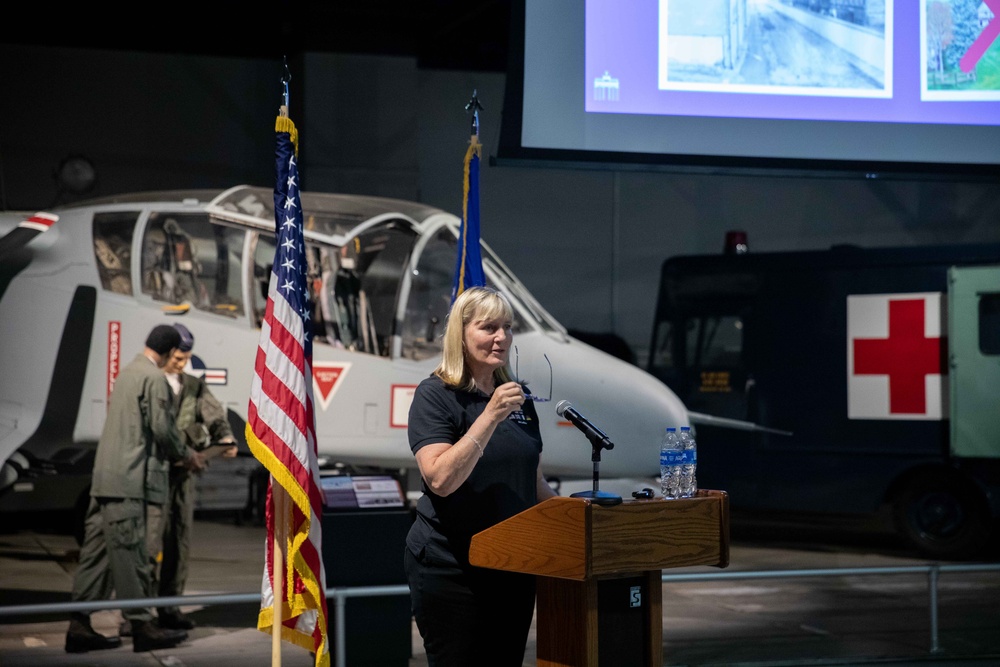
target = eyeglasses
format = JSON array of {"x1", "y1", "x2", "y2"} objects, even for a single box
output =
[{"x1": 513, "y1": 346, "x2": 552, "y2": 403}]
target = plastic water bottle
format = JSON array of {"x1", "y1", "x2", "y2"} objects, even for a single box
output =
[
  {"x1": 659, "y1": 427, "x2": 682, "y2": 499},
  {"x1": 678, "y1": 426, "x2": 697, "y2": 498}
]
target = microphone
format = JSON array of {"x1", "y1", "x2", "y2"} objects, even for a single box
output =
[{"x1": 555, "y1": 400, "x2": 613, "y2": 450}]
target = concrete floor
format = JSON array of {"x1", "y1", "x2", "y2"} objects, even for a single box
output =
[{"x1": 1, "y1": 510, "x2": 998, "y2": 666}]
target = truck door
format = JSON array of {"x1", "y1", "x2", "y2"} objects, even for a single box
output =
[
  {"x1": 650, "y1": 303, "x2": 760, "y2": 503},
  {"x1": 948, "y1": 266, "x2": 1000, "y2": 459}
]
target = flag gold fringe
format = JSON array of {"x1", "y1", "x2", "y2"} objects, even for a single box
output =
[
  {"x1": 246, "y1": 422, "x2": 330, "y2": 667},
  {"x1": 275, "y1": 115, "x2": 299, "y2": 155},
  {"x1": 457, "y1": 135, "x2": 482, "y2": 295}
]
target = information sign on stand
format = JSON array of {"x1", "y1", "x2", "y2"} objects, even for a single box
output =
[
  {"x1": 319, "y1": 472, "x2": 412, "y2": 667},
  {"x1": 320, "y1": 474, "x2": 405, "y2": 510}
]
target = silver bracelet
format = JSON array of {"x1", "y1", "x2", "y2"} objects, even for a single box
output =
[{"x1": 466, "y1": 434, "x2": 484, "y2": 458}]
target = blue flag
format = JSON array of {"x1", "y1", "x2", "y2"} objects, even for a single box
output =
[{"x1": 452, "y1": 135, "x2": 486, "y2": 302}]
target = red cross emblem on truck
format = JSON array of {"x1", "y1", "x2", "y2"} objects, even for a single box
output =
[{"x1": 847, "y1": 294, "x2": 947, "y2": 420}]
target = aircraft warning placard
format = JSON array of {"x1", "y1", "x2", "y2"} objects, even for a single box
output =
[
  {"x1": 313, "y1": 362, "x2": 351, "y2": 411},
  {"x1": 391, "y1": 384, "x2": 417, "y2": 428}
]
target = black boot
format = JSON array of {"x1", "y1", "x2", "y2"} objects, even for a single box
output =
[
  {"x1": 158, "y1": 609, "x2": 196, "y2": 630},
  {"x1": 65, "y1": 616, "x2": 123, "y2": 653},
  {"x1": 131, "y1": 619, "x2": 187, "y2": 652}
]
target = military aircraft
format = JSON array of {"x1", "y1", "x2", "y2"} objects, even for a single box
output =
[{"x1": 0, "y1": 185, "x2": 697, "y2": 525}]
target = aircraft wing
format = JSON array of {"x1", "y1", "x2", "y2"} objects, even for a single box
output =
[
  {"x1": 0, "y1": 212, "x2": 58, "y2": 260},
  {"x1": 688, "y1": 411, "x2": 793, "y2": 436}
]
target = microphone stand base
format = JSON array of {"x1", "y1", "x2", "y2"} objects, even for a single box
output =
[{"x1": 569, "y1": 490, "x2": 623, "y2": 506}]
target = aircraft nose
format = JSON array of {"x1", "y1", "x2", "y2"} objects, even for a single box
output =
[{"x1": 517, "y1": 334, "x2": 689, "y2": 478}]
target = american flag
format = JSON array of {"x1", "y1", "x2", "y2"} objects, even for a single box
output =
[{"x1": 245, "y1": 111, "x2": 329, "y2": 667}]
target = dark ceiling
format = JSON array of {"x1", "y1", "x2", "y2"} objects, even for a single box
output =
[{"x1": 9, "y1": 1, "x2": 514, "y2": 72}]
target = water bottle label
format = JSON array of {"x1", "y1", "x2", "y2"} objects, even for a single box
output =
[
  {"x1": 681, "y1": 450, "x2": 697, "y2": 465},
  {"x1": 662, "y1": 451, "x2": 684, "y2": 465}
]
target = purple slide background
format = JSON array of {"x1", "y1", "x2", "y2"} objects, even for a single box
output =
[{"x1": 585, "y1": 1, "x2": 998, "y2": 126}]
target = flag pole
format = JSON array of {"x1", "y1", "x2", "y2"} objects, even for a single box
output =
[
  {"x1": 453, "y1": 90, "x2": 486, "y2": 302},
  {"x1": 248, "y1": 58, "x2": 330, "y2": 666},
  {"x1": 272, "y1": 481, "x2": 285, "y2": 666},
  {"x1": 465, "y1": 88, "x2": 482, "y2": 138},
  {"x1": 271, "y1": 62, "x2": 291, "y2": 667}
]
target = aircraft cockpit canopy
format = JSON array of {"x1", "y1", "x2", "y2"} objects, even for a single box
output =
[
  {"x1": 88, "y1": 186, "x2": 565, "y2": 368},
  {"x1": 207, "y1": 186, "x2": 443, "y2": 240}
]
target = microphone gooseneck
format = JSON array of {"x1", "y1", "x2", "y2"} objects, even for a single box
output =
[{"x1": 555, "y1": 400, "x2": 622, "y2": 506}]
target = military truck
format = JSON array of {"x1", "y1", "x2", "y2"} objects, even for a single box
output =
[{"x1": 647, "y1": 242, "x2": 1000, "y2": 559}]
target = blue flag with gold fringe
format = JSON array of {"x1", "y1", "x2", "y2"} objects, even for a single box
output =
[{"x1": 452, "y1": 133, "x2": 486, "y2": 302}]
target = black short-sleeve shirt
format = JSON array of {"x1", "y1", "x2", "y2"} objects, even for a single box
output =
[{"x1": 406, "y1": 374, "x2": 543, "y2": 565}]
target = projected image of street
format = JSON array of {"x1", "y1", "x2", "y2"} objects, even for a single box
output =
[{"x1": 662, "y1": 0, "x2": 887, "y2": 92}]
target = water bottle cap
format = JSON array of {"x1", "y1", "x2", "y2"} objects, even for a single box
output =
[
  {"x1": 680, "y1": 426, "x2": 690, "y2": 431},
  {"x1": 666, "y1": 427, "x2": 676, "y2": 432}
]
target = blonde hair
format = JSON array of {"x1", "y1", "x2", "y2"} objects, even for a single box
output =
[{"x1": 434, "y1": 286, "x2": 514, "y2": 391}]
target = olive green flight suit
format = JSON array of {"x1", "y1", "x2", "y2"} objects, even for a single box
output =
[
  {"x1": 156, "y1": 373, "x2": 234, "y2": 617},
  {"x1": 71, "y1": 353, "x2": 189, "y2": 623}
]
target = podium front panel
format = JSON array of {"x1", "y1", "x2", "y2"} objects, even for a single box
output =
[
  {"x1": 597, "y1": 575, "x2": 649, "y2": 666},
  {"x1": 472, "y1": 492, "x2": 726, "y2": 667},
  {"x1": 589, "y1": 492, "x2": 729, "y2": 577},
  {"x1": 469, "y1": 491, "x2": 729, "y2": 580},
  {"x1": 536, "y1": 571, "x2": 662, "y2": 667}
]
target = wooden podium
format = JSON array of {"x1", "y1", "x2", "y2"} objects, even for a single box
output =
[{"x1": 469, "y1": 490, "x2": 729, "y2": 667}]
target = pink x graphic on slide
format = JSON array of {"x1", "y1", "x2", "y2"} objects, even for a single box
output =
[{"x1": 960, "y1": 0, "x2": 1000, "y2": 72}]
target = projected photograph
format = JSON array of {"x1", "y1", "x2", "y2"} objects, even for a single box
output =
[
  {"x1": 658, "y1": 0, "x2": 890, "y2": 96},
  {"x1": 923, "y1": 0, "x2": 1000, "y2": 100},
  {"x1": 540, "y1": 0, "x2": 1000, "y2": 167}
]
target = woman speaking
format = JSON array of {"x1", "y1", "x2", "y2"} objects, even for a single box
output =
[{"x1": 404, "y1": 286, "x2": 557, "y2": 667}]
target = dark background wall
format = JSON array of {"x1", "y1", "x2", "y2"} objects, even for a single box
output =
[{"x1": 2, "y1": 5, "x2": 998, "y2": 365}]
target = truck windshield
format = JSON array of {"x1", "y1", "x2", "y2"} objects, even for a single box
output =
[{"x1": 653, "y1": 310, "x2": 749, "y2": 420}]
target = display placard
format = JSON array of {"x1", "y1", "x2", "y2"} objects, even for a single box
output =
[{"x1": 320, "y1": 474, "x2": 405, "y2": 510}]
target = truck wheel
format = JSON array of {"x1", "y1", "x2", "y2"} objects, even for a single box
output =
[{"x1": 893, "y1": 473, "x2": 989, "y2": 560}]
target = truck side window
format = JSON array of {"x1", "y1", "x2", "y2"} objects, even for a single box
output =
[
  {"x1": 688, "y1": 315, "x2": 743, "y2": 368},
  {"x1": 141, "y1": 213, "x2": 245, "y2": 318},
  {"x1": 650, "y1": 320, "x2": 675, "y2": 372},
  {"x1": 92, "y1": 211, "x2": 138, "y2": 295},
  {"x1": 981, "y1": 293, "x2": 1000, "y2": 355}
]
